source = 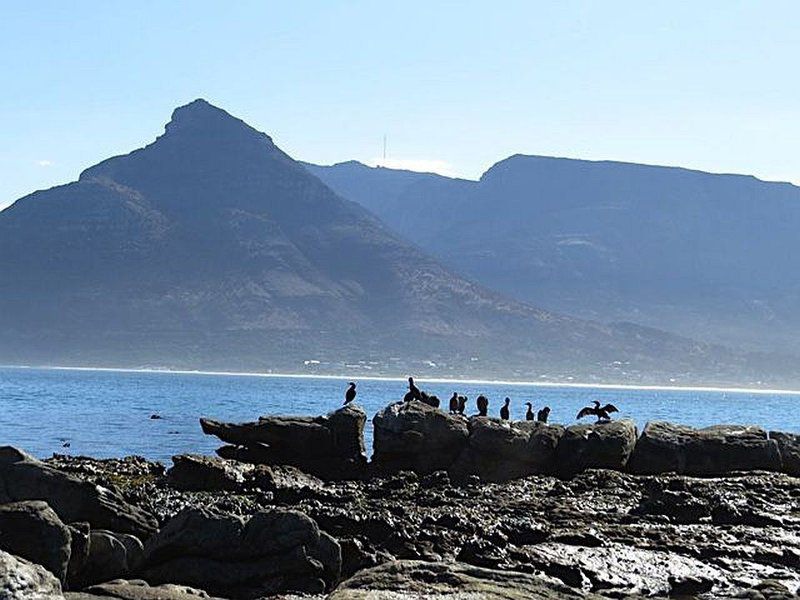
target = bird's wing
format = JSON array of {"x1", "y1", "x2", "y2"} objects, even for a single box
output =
[
  {"x1": 576, "y1": 407, "x2": 593, "y2": 419},
  {"x1": 602, "y1": 404, "x2": 619, "y2": 413}
]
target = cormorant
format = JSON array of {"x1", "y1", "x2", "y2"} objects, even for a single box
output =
[
  {"x1": 449, "y1": 392, "x2": 459, "y2": 414},
  {"x1": 344, "y1": 382, "x2": 357, "y2": 405},
  {"x1": 421, "y1": 392, "x2": 440, "y2": 408},
  {"x1": 457, "y1": 395, "x2": 467, "y2": 415},
  {"x1": 476, "y1": 395, "x2": 488, "y2": 417},
  {"x1": 576, "y1": 400, "x2": 619, "y2": 423},
  {"x1": 537, "y1": 406, "x2": 551, "y2": 423},
  {"x1": 525, "y1": 402, "x2": 534, "y2": 421},
  {"x1": 404, "y1": 377, "x2": 422, "y2": 402},
  {"x1": 500, "y1": 397, "x2": 511, "y2": 420}
]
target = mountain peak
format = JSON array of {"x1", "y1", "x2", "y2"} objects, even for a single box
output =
[{"x1": 165, "y1": 98, "x2": 263, "y2": 139}]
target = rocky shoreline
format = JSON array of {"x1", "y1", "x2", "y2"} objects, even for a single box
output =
[{"x1": 1, "y1": 399, "x2": 799, "y2": 598}]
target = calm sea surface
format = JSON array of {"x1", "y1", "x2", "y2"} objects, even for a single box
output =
[{"x1": 1, "y1": 366, "x2": 798, "y2": 464}]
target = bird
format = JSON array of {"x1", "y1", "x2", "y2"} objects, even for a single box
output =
[
  {"x1": 537, "y1": 406, "x2": 551, "y2": 423},
  {"x1": 576, "y1": 400, "x2": 619, "y2": 423},
  {"x1": 500, "y1": 397, "x2": 511, "y2": 420},
  {"x1": 344, "y1": 382, "x2": 357, "y2": 405},
  {"x1": 449, "y1": 392, "x2": 459, "y2": 414},
  {"x1": 525, "y1": 402, "x2": 534, "y2": 421},
  {"x1": 457, "y1": 395, "x2": 467, "y2": 415},
  {"x1": 61, "y1": 442, "x2": 71, "y2": 448},
  {"x1": 404, "y1": 377, "x2": 422, "y2": 402},
  {"x1": 476, "y1": 395, "x2": 489, "y2": 417}
]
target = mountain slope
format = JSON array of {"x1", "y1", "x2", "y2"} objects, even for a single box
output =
[
  {"x1": 0, "y1": 102, "x2": 772, "y2": 384},
  {"x1": 306, "y1": 156, "x2": 800, "y2": 356}
]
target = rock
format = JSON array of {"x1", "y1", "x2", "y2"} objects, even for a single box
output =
[
  {"x1": 628, "y1": 422, "x2": 782, "y2": 475},
  {"x1": 0, "y1": 549, "x2": 64, "y2": 599},
  {"x1": 555, "y1": 419, "x2": 637, "y2": 477},
  {"x1": 328, "y1": 559, "x2": 595, "y2": 599},
  {"x1": 770, "y1": 431, "x2": 800, "y2": 476},
  {"x1": 76, "y1": 530, "x2": 144, "y2": 587},
  {"x1": 0, "y1": 500, "x2": 72, "y2": 583},
  {"x1": 668, "y1": 574, "x2": 714, "y2": 596},
  {"x1": 140, "y1": 507, "x2": 340, "y2": 597},
  {"x1": 0, "y1": 447, "x2": 157, "y2": 539},
  {"x1": 66, "y1": 522, "x2": 90, "y2": 588},
  {"x1": 450, "y1": 418, "x2": 564, "y2": 482},
  {"x1": 67, "y1": 579, "x2": 222, "y2": 599},
  {"x1": 200, "y1": 404, "x2": 367, "y2": 479},
  {"x1": 166, "y1": 454, "x2": 248, "y2": 492},
  {"x1": 372, "y1": 400, "x2": 469, "y2": 474}
]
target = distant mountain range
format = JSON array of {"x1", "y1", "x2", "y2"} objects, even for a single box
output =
[
  {"x1": 306, "y1": 157, "x2": 800, "y2": 358},
  {"x1": 0, "y1": 100, "x2": 788, "y2": 385}
]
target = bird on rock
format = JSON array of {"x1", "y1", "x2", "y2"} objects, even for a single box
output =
[
  {"x1": 525, "y1": 402, "x2": 534, "y2": 421},
  {"x1": 476, "y1": 395, "x2": 488, "y2": 416},
  {"x1": 500, "y1": 397, "x2": 511, "y2": 420},
  {"x1": 537, "y1": 406, "x2": 551, "y2": 423},
  {"x1": 344, "y1": 382, "x2": 357, "y2": 405},
  {"x1": 404, "y1": 377, "x2": 422, "y2": 402},
  {"x1": 449, "y1": 392, "x2": 459, "y2": 414},
  {"x1": 576, "y1": 400, "x2": 618, "y2": 423},
  {"x1": 457, "y1": 395, "x2": 467, "y2": 415}
]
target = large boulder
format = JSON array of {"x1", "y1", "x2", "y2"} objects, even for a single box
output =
[
  {"x1": 0, "y1": 447, "x2": 157, "y2": 539},
  {"x1": 450, "y1": 418, "x2": 565, "y2": 482},
  {"x1": 372, "y1": 401, "x2": 469, "y2": 474},
  {"x1": 328, "y1": 559, "x2": 596, "y2": 599},
  {"x1": 555, "y1": 419, "x2": 637, "y2": 477},
  {"x1": 76, "y1": 530, "x2": 144, "y2": 587},
  {"x1": 0, "y1": 549, "x2": 64, "y2": 600},
  {"x1": 628, "y1": 422, "x2": 782, "y2": 475},
  {"x1": 200, "y1": 403, "x2": 367, "y2": 479},
  {"x1": 140, "y1": 507, "x2": 340, "y2": 598},
  {"x1": 770, "y1": 431, "x2": 800, "y2": 476},
  {"x1": 0, "y1": 501, "x2": 72, "y2": 584},
  {"x1": 66, "y1": 579, "x2": 222, "y2": 599}
]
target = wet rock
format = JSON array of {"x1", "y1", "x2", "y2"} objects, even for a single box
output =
[
  {"x1": 372, "y1": 400, "x2": 468, "y2": 475},
  {"x1": 770, "y1": 431, "x2": 800, "y2": 476},
  {"x1": 450, "y1": 418, "x2": 564, "y2": 482},
  {"x1": 68, "y1": 579, "x2": 222, "y2": 599},
  {"x1": 632, "y1": 482, "x2": 711, "y2": 524},
  {"x1": 140, "y1": 507, "x2": 340, "y2": 597},
  {"x1": 629, "y1": 422, "x2": 782, "y2": 475},
  {"x1": 328, "y1": 559, "x2": 595, "y2": 599},
  {"x1": 0, "y1": 549, "x2": 64, "y2": 599},
  {"x1": 555, "y1": 419, "x2": 637, "y2": 477},
  {"x1": 0, "y1": 500, "x2": 72, "y2": 583},
  {"x1": 0, "y1": 447, "x2": 157, "y2": 539},
  {"x1": 200, "y1": 403, "x2": 367, "y2": 479}
]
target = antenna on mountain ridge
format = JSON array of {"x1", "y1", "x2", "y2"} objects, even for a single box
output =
[{"x1": 382, "y1": 134, "x2": 387, "y2": 167}]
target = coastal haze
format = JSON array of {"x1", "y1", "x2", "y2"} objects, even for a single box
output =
[{"x1": 1, "y1": 99, "x2": 782, "y2": 386}]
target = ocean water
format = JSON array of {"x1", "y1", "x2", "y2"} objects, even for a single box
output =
[{"x1": 1, "y1": 366, "x2": 798, "y2": 465}]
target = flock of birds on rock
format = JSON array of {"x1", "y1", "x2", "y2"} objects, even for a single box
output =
[{"x1": 343, "y1": 378, "x2": 620, "y2": 423}]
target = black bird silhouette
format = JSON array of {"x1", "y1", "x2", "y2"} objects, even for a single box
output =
[
  {"x1": 576, "y1": 400, "x2": 619, "y2": 422},
  {"x1": 537, "y1": 406, "x2": 551, "y2": 423},
  {"x1": 525, "y1": 402, "x2": 534, "y2": 421},
  {"x1": 404, "y1": 377, "x2": 422, "y2": 402},
  {"x1": 500, "y1": 397, "x2": 511, "y2": 420},
  {"x1": 62, "y1": 442, "x2": 71, "y2": 448},
  {"x1": 476, "y1": 395, "x2": 488, "y2": 417},
  {"x1": 344, "y1": 382, "x2": 357, "y2": 405},
  {"x1": 457, "y1": 395, "x2": 467, "y2": 415},
  {"x1": 449, "y1": 392, "x2": 459, "y2": 414}
]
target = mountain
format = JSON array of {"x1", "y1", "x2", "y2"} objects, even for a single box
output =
[
  {"x1": 305, "y1": 156, "x2": 800, "y2": 357},
  {"x1": 0, "y1": 101, "x2": 778, "y2": 385}
]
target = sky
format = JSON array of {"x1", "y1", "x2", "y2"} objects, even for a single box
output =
[{"x1": 1, "y1": 0, "x2": 799, "y2": 210}]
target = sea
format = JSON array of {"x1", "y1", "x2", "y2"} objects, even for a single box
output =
[{"x1": 1, "y1": 366, "x2": 798, "y2": 464}]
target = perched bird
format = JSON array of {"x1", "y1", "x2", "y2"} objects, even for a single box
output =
[
  {"x1": 457, "y1": 395, "x2": 467, "y2": 415},
  {"x1": 576, "y1": 400, "x2": 619, "y2": 423},
  {"x1": 449, "y1": 392, "x2": 459, "y2": 414},
  {"x1": 476, "y1": 395, "x2": 489, "y2": 417},
  {"x1": 537, "y1": 406, "x2": 551, "y2": 423},
  {"x1": 404, "y1": 377, "x2": 422, "y2": 402},
  {"x1": 500, "y1": 397, "x2": 511, "y2": 420},
  {"x1": 525, "y1": 402, "x2": 534, "y2": 421},
  {"x1": 62, "y1": 442, "x2": 71, "y2": 448},
  {"x1": 344, "y1": 382, "x2": 357, "y2": 405}
]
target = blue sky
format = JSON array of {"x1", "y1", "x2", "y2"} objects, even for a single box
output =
[{"x1": 1, "y1": 1, "x2": 799, "y2": 210}]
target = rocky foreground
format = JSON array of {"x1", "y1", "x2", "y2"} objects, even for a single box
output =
[{"x1": 1, "y1": 400, "x2": 800, "y2": 599}]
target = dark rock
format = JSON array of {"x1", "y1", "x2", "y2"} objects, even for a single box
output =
[
  {"x1": 0, "y1": 549, "x2": 64, "y2": 599},
  {"x1": 770, "y1": 431, "x2": 800, "y2": 476},
  {"x1": 140, "y1": 507, "x2": 340, "y2": 597},
  {"x1": 555, "y1": 419, "x2": 637, "y2": 477},
  {"x1": 69, "y1": 579, "x2": 222, "y2": 599},
  {"x1": 66, "y1": 522, "x2": 90, "y2": 588},
  {"x1": 669, "y1": 574, "x2": 714, "y2": 596},
  {"x1": 0, "y1": 446, "x2": 157, "y2": 539},
  {"x1": 0, "y1": 500, "x2": 72, "y2": 583},
  {"x1": 629, "y1": 422, "x2": 782, "y2": 475},
  {"x1": 166, "y1": 454, "x2": 248, "y2": 492},
  {"x1": 78, "y1": 530, "x2": 144, "y2": 587},
  {"x1": 328, "y1": 559, "x2": 595, "y2": 599},
  {"x1": 201, "y1": 403, "x2": 367, "y2": 479},
  {"x1": 711, "y1": 502, "x2": 783, "y2": 527},
  {"x1": 372, "y1": 400, "x2": 469, "y2": 474},
  {"x1": 450, "y1": 418, "x2": 564, "y2": 482},
  {"x1": 338, "y1": 538, "x2": 389, "y2": 580},
  {"x1": 632, "y1": 485, "x2": 711, "y2": 524}
]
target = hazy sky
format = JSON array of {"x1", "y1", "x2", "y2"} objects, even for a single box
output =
[{"x1": 2, "y1": 1, "x2": 799, "y2": 210}]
